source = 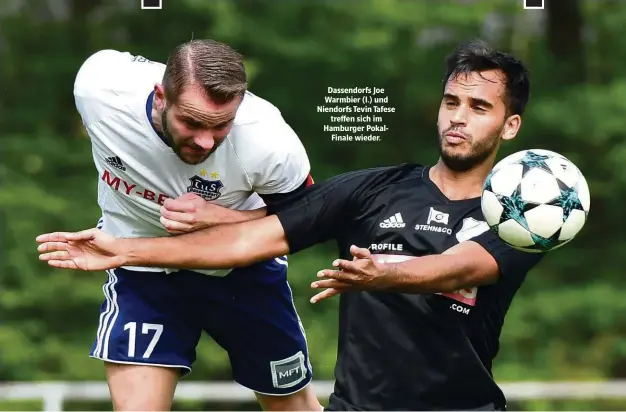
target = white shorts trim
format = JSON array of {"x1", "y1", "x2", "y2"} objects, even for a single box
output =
[
  {"x1": 89, "y1": 355, "x2": 191, "y2": 374},
  {"x1": 246, "y1": 376, "x2": 313, "y2": 397}
]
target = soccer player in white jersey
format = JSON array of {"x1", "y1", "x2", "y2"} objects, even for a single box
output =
[{"x1": 71, "y1": 39, "x2": 321, "y2": 411}]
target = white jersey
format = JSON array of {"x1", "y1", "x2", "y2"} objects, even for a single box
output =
[{"x1": 73, "y1": 50, "x2": 311, "y2": 276}]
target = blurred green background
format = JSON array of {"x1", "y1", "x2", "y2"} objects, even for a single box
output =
[{"x1": 1, "y1": 0, "x2": 624, "y2": 410}]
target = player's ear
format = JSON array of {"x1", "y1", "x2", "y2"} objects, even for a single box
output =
[
  {"x1": 153, "y1": 83, "x2": 166, "y2": 107},
  {"x1": 501, "y1": 114, "x2": 521, "y2": 141}
]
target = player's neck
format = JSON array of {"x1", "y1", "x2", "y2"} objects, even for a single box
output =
[
  {"x1": 150, "y1": 101, "x2": 164, "y2": 134},
  {"x1": 430, "y1": 160, "x2": 491, "y2": 201}
]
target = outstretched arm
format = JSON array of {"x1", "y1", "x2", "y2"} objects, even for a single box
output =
[
  {"x1": 38, "y1": 168, "x2": 386, "y2": 272},
  {"x1": 311, "y1": 230, "x2": 544, "y2": 302},
  {"x1": 37, "y1": 215, "x2": 289, "y2": 271},
  {"x1": 123, "y1": 215, "x2": 289, "y2": 269},
  {"x1": 313, "y1": 241, "x2": 498, "y2": 296},
  {"x1": 124, "y1": 169, "x2": 374, "y2": 270}
]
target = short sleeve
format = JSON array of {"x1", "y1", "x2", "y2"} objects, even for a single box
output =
[
  {"x1": 252, "y1": 143, "x2": 311, "y2": 195},
  {"x1": 472, "y1": 229, "x2": 544, "y2": 277},
  {"x1": 73, "y1": 49, "x2": 164, "y2": 127},
  {"x1": 235, "y1": 120, "x2": 311, "y2": 195}
]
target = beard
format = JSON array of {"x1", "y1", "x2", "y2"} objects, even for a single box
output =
[
  {"x1": 437, "y1": 124, "x2": 503, "y2": 172},
  {"x1": 160, "y1": 106, "x2": 215, "y2": 165},
  {"x1": 160, "y1": 106, "x2": 177, "y2": 149}
]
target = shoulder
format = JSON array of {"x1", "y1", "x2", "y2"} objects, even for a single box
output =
[
  {"x1": 73, "y1": 50, "x2": 166, "y2": 128},
  {"x1": 74, "y1": 50, "x2": 165, "y2": 95},
  {"x1": 228, "y1": 92, "x2": 307, "y2": 162},
  {"x1": 73, "y1": 50, "x2": 165, "y2": 123},
  {"x1": 232, "y1": 92, "x2": 284, "y2": 126},
  {"x1": 310, "y1": 163, "x2": 424, "y2": 200},
  {"x1": 339, "y1": 163, "x2": 424, "y2": 192}
]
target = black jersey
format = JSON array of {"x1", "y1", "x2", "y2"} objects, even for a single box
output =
[{"x1": 274, "y1": 163, "x2": 543, "y2": 411}]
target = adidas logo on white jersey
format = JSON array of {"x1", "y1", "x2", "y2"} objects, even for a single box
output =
[
  {"x1": 105, "y1": 156, "x2": 126, "y2": 171},
  {"x1": 379, "y1": 212, "x2": 406, "y2": 229}
]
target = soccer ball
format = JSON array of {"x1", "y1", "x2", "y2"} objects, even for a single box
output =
[{"x1": 481, "y1": 149, "x2": 590, "y2": 253}]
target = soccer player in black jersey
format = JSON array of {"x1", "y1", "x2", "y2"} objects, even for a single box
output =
[{"x1": 38, "y1": 40, "x2": 543, "y2": 411}]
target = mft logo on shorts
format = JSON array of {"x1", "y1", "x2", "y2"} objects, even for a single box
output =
[{"x1": 270, "y1": 351, "x2": 306, "y2": 389}]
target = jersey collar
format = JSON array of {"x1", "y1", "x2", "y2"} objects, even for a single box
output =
[
  {"x1": 422, "y1": 166, "x2": 480, "y2": 205},
  {"x1": 146, "y1": 90, "x2": 171, "y2": 147}
]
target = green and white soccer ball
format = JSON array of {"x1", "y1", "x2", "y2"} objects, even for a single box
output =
[{"x1": 481, "y1": 149, "x2": 590, "y2": 253}]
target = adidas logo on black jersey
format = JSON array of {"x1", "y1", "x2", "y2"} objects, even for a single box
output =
[
  {"x1": 379, "y1": 212, "x2": 405, "y2": 229},
  {"x1": 105, "y1": 156, "x2": 126, "y2": 171}
]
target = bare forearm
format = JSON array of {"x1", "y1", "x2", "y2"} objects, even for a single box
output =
[
  {"x1": 120, "y1": 215, "x2": 289, "y2": 270},
  {"x1": 380, "y1": 255, "x2": 475, "y2": 293},
  {"x1": 379, "y1": 242, "x2": 498, "y2": 293}
]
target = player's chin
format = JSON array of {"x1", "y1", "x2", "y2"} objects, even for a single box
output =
[
  {"x1": 440, "y1": 152, "x2": 478, "y2": 172},
  {"x1": 179, "y1": 152, "x2": 210, "y2": 165},
  {"x1": 181, "y1": 157, "x2": 206, "y2": 165},
  {"x1": 441, "y1": 145, "x2": 471, "y2": 160}
]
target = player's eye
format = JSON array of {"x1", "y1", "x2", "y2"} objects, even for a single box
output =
[
  {"x1": 185, "y1": 119, "x2": 203, "y2": 129},
  {"x1": 444, "y1": 101, "x2": 457, "y2": 108},
  {"x1": 213, "y1": 122, "x2": 230, "y2": 131}
]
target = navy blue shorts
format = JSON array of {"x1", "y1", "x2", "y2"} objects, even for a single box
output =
[{"x1": 89, "y1": 256, "x2": 313, "y2": 395}]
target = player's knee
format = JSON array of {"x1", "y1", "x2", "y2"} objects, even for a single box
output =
[
  {"x1": 105, "y1": 362, "x2": 180, "y2": 411},
  {"x1": 255, "y1": 385, "x2": 322, "y2": 411}
]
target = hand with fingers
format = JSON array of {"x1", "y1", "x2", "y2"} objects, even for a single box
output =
[
  {"x1": 160, "y1": 193, "x2": 210, "y2": 234},
  {"x1": 310, "y1": 245, "x2": 390, "y2": 303},
  {"x1": 36, "y1": 229, "x2": 125, "y2": 271},
  {"x1": 160, "y1": 193, "x2": 241, "y2": 234}
]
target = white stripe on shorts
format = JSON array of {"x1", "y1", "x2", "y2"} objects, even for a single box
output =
[
  {"x1": 274, "y1": 256, "x2": 288, "y2": 266},
  {"x1": 93, "y1": 270, "x2": 120, "y2": 359},
  {"x1": 93, "y1": 272, "x2": 114, "y2": 357}
]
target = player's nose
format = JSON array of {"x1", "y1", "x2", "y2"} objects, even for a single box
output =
[
  {"x1": 193, "y1": 132, "x2": 215, "y2": 151},
  {"x1": 451, "y1": 105, "x2": 468, "y2": 124}
]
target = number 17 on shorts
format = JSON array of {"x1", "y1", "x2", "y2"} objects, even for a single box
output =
[
  {"x1": 123, "y1": 322, "x2": 163, "y2": 359},
  {"x1": 89, "y1": 270, "x2": 198, "y2": 374}
]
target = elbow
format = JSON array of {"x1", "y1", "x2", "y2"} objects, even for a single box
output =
[
  {"x1": 435, "y1": 277, "x2": 472, "y2": 294},
  {"x1": 442, "y1": 266, "x2": 498, "y2": 293},
  {"x1": 229, "y1": 234, "x2": 288, "y2": 268}
]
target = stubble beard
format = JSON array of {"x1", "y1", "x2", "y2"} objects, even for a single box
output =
[{"x1": 437, "y1": 124, "x2": 503, "y2": 172}]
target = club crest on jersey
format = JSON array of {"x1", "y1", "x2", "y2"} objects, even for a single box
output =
[{"x1": 187, "y1": 175, "x2": 224, "y2": 201}]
